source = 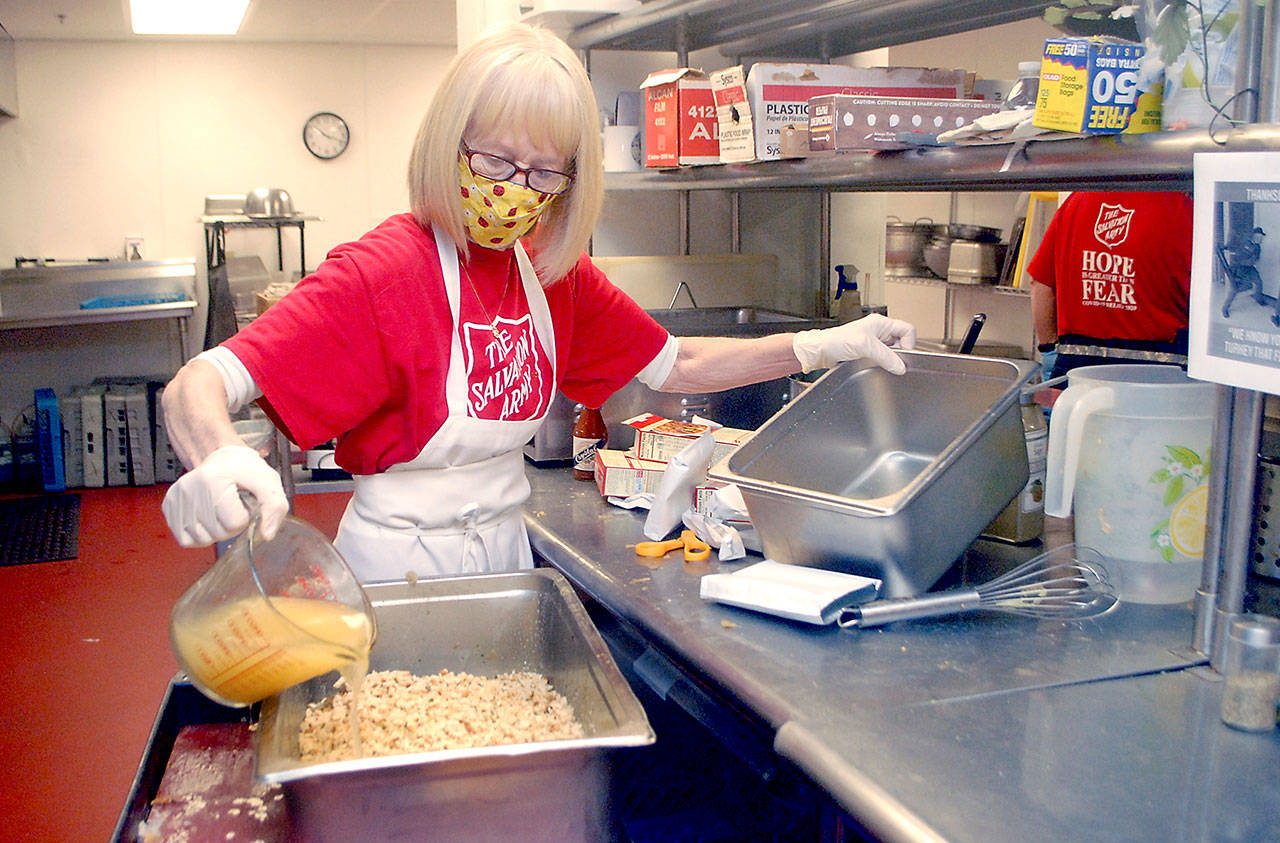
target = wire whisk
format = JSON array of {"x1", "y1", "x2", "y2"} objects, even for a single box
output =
[{"x1": 838, "y1": 544, "x2": 1118, "y2": 629}]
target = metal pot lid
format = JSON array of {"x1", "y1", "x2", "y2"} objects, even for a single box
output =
[{"x1": 947, "y1": 223, "x2": 1002, "y2": 242}]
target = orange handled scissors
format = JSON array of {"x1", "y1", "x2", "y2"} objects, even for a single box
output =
[{"x1": 635, "y1": 530, "x2": 711, "y2": 562}]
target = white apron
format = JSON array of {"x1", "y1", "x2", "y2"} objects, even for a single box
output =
[{"x1": 334, "y1": 225, "x2": 555, "y2": 582}]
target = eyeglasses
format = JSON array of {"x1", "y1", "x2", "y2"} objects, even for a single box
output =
[{"x1": 461, "y1": 142, "x2": 574, "y2": 195}]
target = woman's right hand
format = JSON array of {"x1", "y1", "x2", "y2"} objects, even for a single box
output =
[{"x1": 161, "y1": 445, "x2": 289, "y2": 547}]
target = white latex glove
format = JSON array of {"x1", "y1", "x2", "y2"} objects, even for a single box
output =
[
  {"x1": 793, "y1": 313, "x2": 917, "y2": 375},
  {"x1": 162, "y1": 445, "x2": 289, "y2": 547}
]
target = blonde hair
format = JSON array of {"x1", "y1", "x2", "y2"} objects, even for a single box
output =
[{"x1": 409, "y1": 22, "x2": 603, "y2": 284}]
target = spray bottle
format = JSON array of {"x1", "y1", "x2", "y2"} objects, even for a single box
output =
[{"x1": 834, "y1": 264, "x2": 864, "y2": 322}]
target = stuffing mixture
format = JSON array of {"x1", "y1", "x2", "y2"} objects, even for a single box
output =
[{"x1": 298, "y1": 669, "x2": 583, "y2": 762}]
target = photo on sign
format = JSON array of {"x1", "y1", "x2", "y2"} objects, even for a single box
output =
[{"x1": 1188, "y1": 152, "x2": 1280, "y2": 395}]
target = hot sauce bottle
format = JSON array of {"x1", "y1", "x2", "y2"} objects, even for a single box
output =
[{"x1": 572, "y1": 406, "x2": 607, "y2": 481}]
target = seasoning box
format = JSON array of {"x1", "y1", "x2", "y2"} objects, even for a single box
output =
[
  {"x1": 640, "y1": 68, "x2": 719, "y2": 167},
  {"x1": 1033, "y1": 37, "x2": 1162, "y2": 134},
  {"x1": 626, "y1": 414, "x2": 753, "y2": 464},
  {"x1": 594, "y1": 449, "x2": 668, "y2": 497}
]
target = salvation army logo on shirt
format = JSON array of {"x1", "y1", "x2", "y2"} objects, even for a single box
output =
[
  {"x1": 1093, "y1": 203, "x2": 1134, "y2": 248},
  {"x1": 461, "y1": 314, "x2": 551, "y2": 422}
]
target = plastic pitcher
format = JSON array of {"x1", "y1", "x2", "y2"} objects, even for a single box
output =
[
  {"x1": 1045, "y1": 365, "x2": 1215, "y2": 604},
  {"x1": 170, "y1": 515, "x2": 376, "y2": 707}
]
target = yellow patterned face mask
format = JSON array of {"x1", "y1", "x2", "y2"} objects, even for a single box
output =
[{"x1": 458, "y1": 155, "x2": 555, "y2": 249}]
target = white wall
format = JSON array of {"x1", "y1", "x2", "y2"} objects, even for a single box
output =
[
  {"x1": 1, "y1": 39, "x2": 452, "y2": 272},
  {"x1": 0, "y1": 38, "x2": 452, "y2": 423}
]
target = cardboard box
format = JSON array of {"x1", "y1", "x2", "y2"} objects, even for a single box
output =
[
  {"x1": 808, "y1": 94, "x2": 1003, "y2": 151},
  {"x1": 709, "y1": 65, "x2": 755, "y2": 163},
  {"x1": 694, "y1": 482, "x2": 725, "y2": 517},
  {"x1": 745, "y1": 63, "x2": 968, "y2": 161},
  {"x1": 626, "y1": 414, "x2": 753, "y2": 465},
  {"x1": 1033, "y1": 37, "x2": 1162, "y2": 134},
  {"x1": 640, "y1": 68, "x2": 719, "y2": 167},
  {"x1": 255, "y1": 281, "x2": 297, "y2": 316},
  {"x1": 594, "y1": 449, "x2": 668, "y2": 497},
  {"x1": 778, "y1": 124, "x2": 813, "y2": 158}
]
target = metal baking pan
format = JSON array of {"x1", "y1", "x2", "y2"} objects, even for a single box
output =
[
  {"x1": 256, "y1": 569, "x2": 654, "y2": 842},
  {"x1": 710, "y1": 351, "x2": 1036, "y2": 598}
]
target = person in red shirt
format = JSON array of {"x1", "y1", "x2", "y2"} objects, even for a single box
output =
[
  {"x1": 157, "y1": 22, "x2": 916, "y2": 582},
  {"x1": 1029, "y1": 191, "x2": 1192, "y2": 380}
]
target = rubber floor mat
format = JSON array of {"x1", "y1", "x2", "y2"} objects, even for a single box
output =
[{"x1": 0, "y1": 493, "x2": 80, "y2": 565}]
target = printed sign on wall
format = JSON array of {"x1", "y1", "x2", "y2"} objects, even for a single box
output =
[{"x1": 1188, "y1": 152, "x2": 1280, "y2": 394}]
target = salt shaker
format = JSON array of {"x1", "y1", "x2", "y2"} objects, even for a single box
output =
[{"x1": 1220, "y1": 613, "x2": 1280, "y2": 732}]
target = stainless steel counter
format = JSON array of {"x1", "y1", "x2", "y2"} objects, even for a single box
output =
[{"x1": 524, "y1": 466, "x2": 1280, "y2": 842}]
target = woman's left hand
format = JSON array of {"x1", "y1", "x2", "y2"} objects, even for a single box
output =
[{"x1": 793, "y1": 314, "x2": 917, "y2": 375}]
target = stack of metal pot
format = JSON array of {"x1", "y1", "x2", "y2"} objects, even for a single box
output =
[
  {"x1": 884, "y1": 217, "x2": 938, "y2": 278},
  {"x1": 921, "y1": 222, "x2": 1003, "y2": 281}
]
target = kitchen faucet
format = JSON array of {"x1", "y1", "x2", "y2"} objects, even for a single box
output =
[{"x1": 668, "y1": 281, "x2": 699, "y2": 309}]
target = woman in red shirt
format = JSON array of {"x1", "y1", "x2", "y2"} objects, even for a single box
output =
[{"x1": 159, "y1": 23, "x2": 916, "y2": 581}]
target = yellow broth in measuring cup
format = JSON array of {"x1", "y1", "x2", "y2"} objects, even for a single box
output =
[
  {"x1": 171, "y1": 595, "x2": 373, "y2": 706},
  {"x1": 170, "y1": 515, "x2": 376, "y2": 707}
]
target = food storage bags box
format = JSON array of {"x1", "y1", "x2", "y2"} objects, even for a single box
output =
[
  {"x1": 1033, "y1": 37, "x2": 1162, "y2": 134},
  {"x1": 640, "y1": 68, "x2": 719, "y2": 167},
  {"x1": 709, "y1": 65, "x2": 756, "y2": 162},
  {"x1": 808, "y1": 94, "x2": 1002, "y2": 151},
  {"x1": 626, "y1": 414, "x2": 753, "y2": 464},
  {"x1": 594, "y1": 448, "x2": 668, "y2": 497},
  {"x1": 744, "y1": 63, "x2": 968, "y2": 160}
]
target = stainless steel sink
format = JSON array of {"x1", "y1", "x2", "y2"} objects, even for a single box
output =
[
  {"x1": 600, "y1": 307, "x2": 837, "y2": 446},
  {"x1": 649, "y1": 306, "x2": 816, "y2": 335},
  {"x1": 525, "y1": 307, "x2": 837, "y2": 462}
]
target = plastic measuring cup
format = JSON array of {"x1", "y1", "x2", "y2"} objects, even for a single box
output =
[{"x1": 170, "y1": 514, "x2": 376, "y2": 707}]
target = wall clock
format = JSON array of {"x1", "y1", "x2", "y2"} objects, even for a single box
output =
[{"x1": 303, "y1": 111, "x2": 349, "y2": 160}]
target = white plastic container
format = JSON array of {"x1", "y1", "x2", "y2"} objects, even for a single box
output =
[{"x1": 1045, "y1": 365, "x2": 1215, "y2": 604}]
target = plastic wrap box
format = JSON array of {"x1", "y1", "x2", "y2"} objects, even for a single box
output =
[
  {"x1": 809, "y1": 94, "x2": 1002, "y2": 151},
  {"x1": 641, "y1": 68, "x2": 719, "y2": 167},
  {"x1": 744, "y1": 63, "x2": 968, "y2": 160},
  {"x1": 1033, "y1": 37, "x2": 1162, "y2": 134}
]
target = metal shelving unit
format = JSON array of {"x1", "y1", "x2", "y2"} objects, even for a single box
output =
[
  {"x1": 569, "y1": 0, "x2": 1053, "y2": 59},
  {"x1": 577, "y1": 0, "x2": 1280, "y2": 668},
  {"x1": 605, "y1": 124, "x2": 1280, "y2": 193}
]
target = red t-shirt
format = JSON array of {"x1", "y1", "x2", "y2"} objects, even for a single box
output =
[
  {"x1": 224, "y1": 214, "x2": 668, "y2": 474},
  {"x1": 1027, "y1": 191, "x2": 1193, "y2": 343}
]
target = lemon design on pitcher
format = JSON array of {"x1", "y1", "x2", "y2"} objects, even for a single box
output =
[
  {"x1": 1168, "y1": 484, "x2": 1208, "y2": 557},
  {"x1": 1149, "y1": 445, "x2": 1210, "y2": 561}
]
